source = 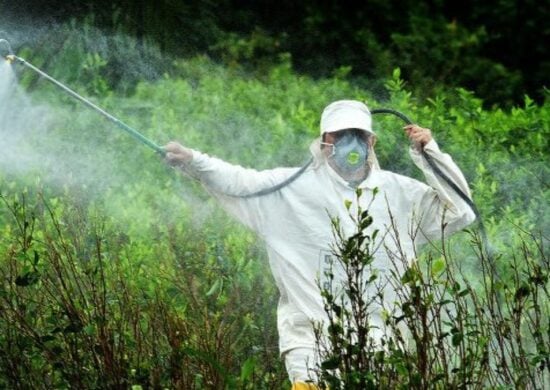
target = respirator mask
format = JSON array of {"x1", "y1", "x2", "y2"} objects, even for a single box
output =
[{"x1": 322, "y1": 130, "x2": 370, "y2": 180}]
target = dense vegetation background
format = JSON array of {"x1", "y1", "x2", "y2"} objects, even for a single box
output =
[
  {"x1": 0, "y1": 1, "x2": 548, "y2": 388},
  {"x1": 1, "y1": 0, "x2": 548, "y2": 107}
]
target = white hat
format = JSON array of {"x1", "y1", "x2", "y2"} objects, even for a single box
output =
[{"x1": 320, "y1": 100, "x2": 374, "y2": 135}]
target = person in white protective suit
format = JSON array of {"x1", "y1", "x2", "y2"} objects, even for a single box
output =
[{"x1": 164, "y1": 100, "x2": 476, "y2": 389}]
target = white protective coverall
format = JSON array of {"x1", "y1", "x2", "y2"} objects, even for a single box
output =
[{"x1": 181, "y1": 133, "x2": 476, "y2": 383}]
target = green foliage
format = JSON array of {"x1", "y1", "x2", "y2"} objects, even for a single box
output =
[
  {"x1": 14, "y1": 18, "x2": 167, "y2": 96},
  {"x1": 5, "y1": 0, "x2": 547, "y2": 105},
  {"x1": 0, "y1": 189, "x2": 285, "y2": 388},
  {"x1": 315, "y1": 191, "x2": 549, "y2": 389}
]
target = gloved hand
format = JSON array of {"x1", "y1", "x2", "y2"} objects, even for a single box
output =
[
  {"x1": 164, "y1": 141, "x2": 193, "y2": 167},
  {"x1": 404, "y1": 124, "x2": 433, "y2": 150}
]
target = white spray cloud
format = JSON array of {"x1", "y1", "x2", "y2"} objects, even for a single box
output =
[
  {"x1": 0, "y1": 45, "x2": 220, "y2": 231},
  {"x1": 0, "y1": 60, "x2": 54, "y2": 175}
]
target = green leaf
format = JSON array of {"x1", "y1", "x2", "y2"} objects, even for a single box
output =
[
  {"x1": 457, "y1": 288, "x2": 470, "y2": 297},
  {"x1": 328, "y1": 323, "x2": 343, "y2": 336},
  {"x1": 63, "y1": 321, "x2": 84, "y2": 334},
  {"x1": 395, "y1": 362, "x2": 408, "y2": 376},
  {"x1": 240, "y1": 356, "x2": 256, "y2": 382},
  {"x1": 206, "y1": 279, "x2": 222, "y2": 296},
  {"x1": 360, "y1": 215, "x2": 373, "y2": 230},
  {"x1": 33, "y1": 250, "x2": 40, "y2": 266},
  {"x1": 514, "y1": 284, "x2": 531, "y2": 300},
  {"x1": 15, "y1": 271, "x2": 40, "y2": 287},
  {"x1": 393, "y1": 67, "x2": 401, "y2": 80},
  {"x1": 431, "y1": 258, "x2": 445, "y2": 275},
  {"x1": 321, "y1": 356, "x2": 341, "y2": 370},
  {"x1": 452, "y1": 332, "x2": 463, "y2": 346},
  {"x1": 84, "y1": 324, "x2": 96, "y2": 336},
  {"x1": 401, "y1": 267, "x2": 418, "y2": 284}
]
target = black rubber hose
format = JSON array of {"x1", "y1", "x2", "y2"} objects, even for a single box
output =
[
  {"x1": 370, "y1": 108, "x2": 481, "y2": 221},
  {"x1": 237, "y1": 109, "x2": 413, "y2": 198},
  {"x1": 238, "y1": 107, "x2": 479, "y2": 215},
  {"x1": 371, "y1": 108, "x2": 494, "y2": 267},
  {"x1": 239, "y1": 158, "x2": 313, "y2": 198}
]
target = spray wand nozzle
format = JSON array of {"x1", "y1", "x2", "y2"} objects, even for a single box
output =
[{"x1": 0, "y1": 39, "x2": 16, "y2": 64}]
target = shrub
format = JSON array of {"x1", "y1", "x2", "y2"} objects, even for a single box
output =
[
  {"x1": 0, "y1": 189, "x2": 286, "y2": 388},
  {"x1": 314, "y1": 190, "x2": 549, "y2": 389}
]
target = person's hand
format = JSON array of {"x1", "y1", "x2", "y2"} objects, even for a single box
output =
[
  {"x1": 404, "y1": 124, "x2": 433, "y2": 150},
  {"x1": 164, "y1": 141, "x2": 193, "y2": 167}
]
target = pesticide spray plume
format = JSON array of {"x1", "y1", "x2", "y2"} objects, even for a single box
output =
[{"x1": 2, "y1": 38, "x2": 165, "y2": 155}]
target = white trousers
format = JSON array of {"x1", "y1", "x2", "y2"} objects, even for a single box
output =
[{"x1": 283, "y1": 347, "x2": 320, "y2": 383}]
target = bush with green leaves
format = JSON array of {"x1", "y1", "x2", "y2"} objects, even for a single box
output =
[
  {"x1": 314, "y1": 189, "x2": 549, "y2": 389},
  {"x1": 0, "y1": 188, "x2": 286, "y2": 389}
]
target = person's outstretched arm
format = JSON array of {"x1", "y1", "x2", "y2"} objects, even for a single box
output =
[{"x1": 164, "y1": 141, "x2": 296, "y2": 233}]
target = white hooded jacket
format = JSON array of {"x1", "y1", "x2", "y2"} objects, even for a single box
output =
[{"x1": 182, "y1": 138, "x2": 476, "y2": 354}]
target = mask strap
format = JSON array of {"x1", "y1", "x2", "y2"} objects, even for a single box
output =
[{"x1": 320, "y1": 142, "x2": 335, "y2": 157}]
